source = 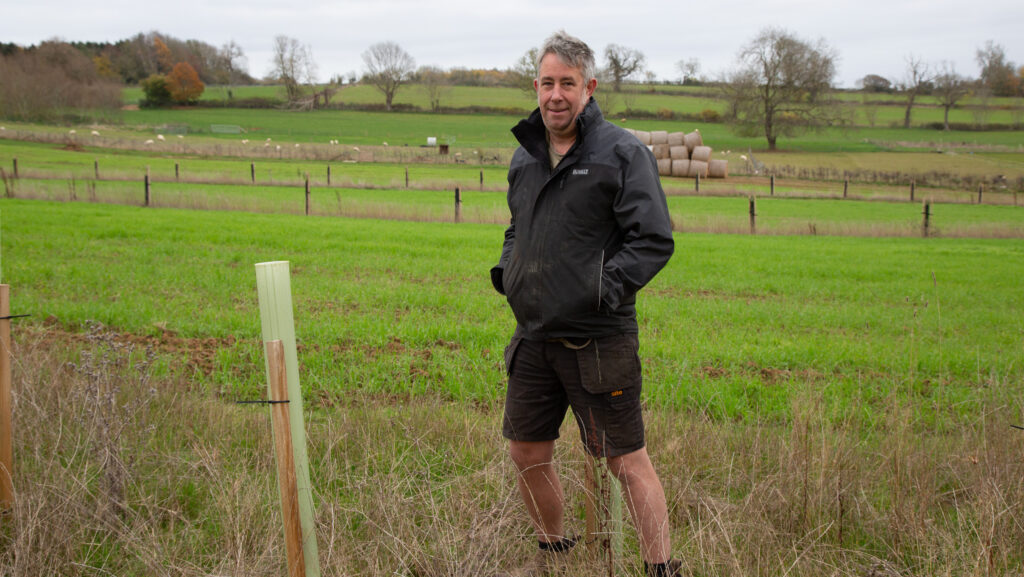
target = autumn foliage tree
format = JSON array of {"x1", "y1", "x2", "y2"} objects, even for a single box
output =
[{"x1": 167, "y1": 62, "x2": 204, "y2": 104}]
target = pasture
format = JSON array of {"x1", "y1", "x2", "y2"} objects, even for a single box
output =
[{"x1": 1, "y1": 96, "x2": 1023, "y2": 576}]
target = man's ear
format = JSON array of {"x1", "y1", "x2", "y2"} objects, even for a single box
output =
[
  {"x1": 585, "y1": 77, "x2": 597, "y2": 98},
  {"x1": 533, "y1": 78, "x2": 540, "y2": 94}
]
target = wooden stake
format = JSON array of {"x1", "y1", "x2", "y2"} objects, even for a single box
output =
[
  {"x1": 749, "y1": 196, "x2": 757, "y2": 235},
  {"x1": 304, "y1": 175, "x2": 310, "y2": 216},
  {"x1": 0, "y1": 285, "x2": 13, "y2": 512},
  {"x1": 251, "y1": 162, "x2": 256, "y2": 184},
  {"x1": 585, "y1": 455, "x2": 623, "y2": 577},
  {"x1": 144, "y1": 172, "x2": 150, "y2": 207},
  {"x1": 910, "y1": 180, "x2": 915, "y2": 202},
  {"x1": 266, "y1": 340, "x2": 306, "y2": 577},
  {"x1": 255, "y1": 262, "x2": 320, "y2": 577},
  {"x1": 770, "y1": 174, "x2": 775, "y2": 196},
  {"x1": 922, "y1": 199, "x2": 931, "y2": 238},
  {"x1": 454, "y1": 187, "x2": 462, "y2": 223}
]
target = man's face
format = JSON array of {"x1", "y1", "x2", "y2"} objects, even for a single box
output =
[{"x1": 534, "y1": 53, "x2": 597, "y2": 140}]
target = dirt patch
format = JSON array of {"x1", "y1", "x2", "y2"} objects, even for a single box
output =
[
  {"x1": 59, "y1": 143, "x2": 86, "y2": 152},
  {"x1": 32, "y1": 320, "x2": 244, "y2": 376}
]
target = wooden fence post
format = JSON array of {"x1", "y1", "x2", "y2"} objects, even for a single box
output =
[
  {"x1": 266, "y1": 340, "x2": 307, "y2": 577},
  {"x1": 326, "y1": 165, "x2": 331, "y2": 186},
  {"x1": 922, "y1": 199, "x2": 931, "y2": 238},
  {"x1": 480, "y1": 169, "x2": 484, "y2": 191},
  {"x1": 175, "y1": 163, "x2": 180, "y2": 181},
  {"x1": 11, "y1": 159, "x2": 16, "y2": 179},
  {"x1": 144, "y1": 170, "x2": 151, "y2": 207},
  {"x1": 749, "y1": 196, "x2": 757, "y2": 235},
  {"x1": 255, "y1": 261, "x2": 321, "y2": 577},
  {"x1": 405, "y1": 167, "x2": 409, "y2": 188},
  {"x1": 843, "y1": 179, "x2": 848, "y2": 199},
  {"x1": 251, "y1": 162, "x2": 256, "y2": 184},
  {"x1": 977, "y1": 185, "x2": 983, "y2": 204},
  {"x1": 0, "y1": 285, "x2": 13, "y2": 513},
  {"x1": 770, "y1": 175, "x2": 775, "y2": 196},
  {"x1": 94, "y1": 160, "x2": 99, "y2": 180},
  {"x1": 695, "y1": 171, "x2": 700, "y2": 193},
  {"x1": 454, "y1": 187, "x2": 462, "y2": 223},
  {"x1": 304, "y1": 175, "x2": 311, "y2": 216},
  {"x1": 910, "y1": 180, "x2": 915, "y2": 202}
]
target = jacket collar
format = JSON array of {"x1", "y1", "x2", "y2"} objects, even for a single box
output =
[{"x1": 512, "y1": 97, "x2": 604, "y2": 163}]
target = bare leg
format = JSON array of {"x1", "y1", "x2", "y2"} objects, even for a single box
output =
[
  {"x1": 509, "y1": 440, "x2": 565, "y2": 542},
  {"x1": 607, "y1": 447, "x2": 670, "y2": 564}
]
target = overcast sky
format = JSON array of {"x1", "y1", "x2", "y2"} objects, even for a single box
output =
[{"x1": 4, "y1": 0, "x2": 1022, "y2": 88}]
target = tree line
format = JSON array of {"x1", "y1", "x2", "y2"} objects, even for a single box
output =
[{"x1": 1, "y1": 30, "x2": 1021, "y2": 150}]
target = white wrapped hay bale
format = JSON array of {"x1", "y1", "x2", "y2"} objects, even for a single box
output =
[
  {"x1": 683, "y1": 130, "x2": 703, "y2": 152},
  {"x1": 668, "y1": 132, "x2": 685, "y2": 147},
  {"x1": 652, "y1": 144, "x2": 671, "y2": 159},
  {"x1": 669, "y1": 145, "x2": 690, "y2": 160},
  {"x1": 688, "y1": 160, "x2": 709, "y2": 178},
  {"x1": 708, "y1": 159, "x2": 729, "y2": 178},
  {"x1": 671, "y1": 159, "x2": 690, "y2": 178},
  {"x1": 635, "y1": 130, "x2": 652, "y2": 145},
  {"x1": 651, "y1": 130, "x2": 669, "y2": 145},
  {"x1": 690, "y1": 146, "x2": 712, "y2": 163},
  {"x1": 657, "y1": 158, "x2": 672, "y2": 176}
]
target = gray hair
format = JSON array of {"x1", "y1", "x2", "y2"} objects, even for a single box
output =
[{"x1": 536, "y1": 30, "x2": 596, "y2": 84}]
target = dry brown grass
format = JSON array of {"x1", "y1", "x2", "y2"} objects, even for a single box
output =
[{"x1": 1, "y1": 327, "x2": 1022, "y2": 576}]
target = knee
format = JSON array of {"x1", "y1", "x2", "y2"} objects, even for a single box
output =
[
  {"x1": 607, "y1": 448, "x2": 656, "y2": 486},
  {"x1": 509, "y1": 440, "x2": 554, "y2": 472}
]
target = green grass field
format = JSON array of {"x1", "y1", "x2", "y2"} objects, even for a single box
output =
[{"x1": 4, "y1": 199, "x2": 1022, "y2": 424}]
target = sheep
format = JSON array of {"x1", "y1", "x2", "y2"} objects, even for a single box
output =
[
  {"x1": 144, "y1": 139, "x2": 154, "y2": 145},
  {"x1": 157, "y1": 134, "x2": 165, "y2": 141},
  {"x1": 91, "y1": 130, "x2": 100, "y2": 136}
]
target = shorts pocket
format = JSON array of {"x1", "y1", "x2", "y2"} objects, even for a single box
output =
[
  {"x1": 503, "y1": 336, "x2": 523, "y2": 375},
  {"x1": 576, "y1": 334, "x2": 641, "y2": 394}
]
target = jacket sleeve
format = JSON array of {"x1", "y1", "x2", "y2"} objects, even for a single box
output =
[
  {"x1": 601, "y1": 143, "x2": 675, "y2": 311},
  {"x1": 490, "y1": 219, "x2": 515, "y2": 295}
]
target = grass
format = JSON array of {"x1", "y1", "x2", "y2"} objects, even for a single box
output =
[
  {"x1": 3, "y1": 199, "x2": 1022, "y2": 424},
  {"x1": 3, "y1": 320, "x2": 1022, "y2": 576}
]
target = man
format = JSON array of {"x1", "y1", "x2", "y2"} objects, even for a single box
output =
[{"x1": 490, "y1": 31, "x2": 679, "y2": 577}]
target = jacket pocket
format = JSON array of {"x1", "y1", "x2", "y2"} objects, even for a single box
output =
[{"x1": 575, "y1": 334, "x2": 641, "y2": 394}]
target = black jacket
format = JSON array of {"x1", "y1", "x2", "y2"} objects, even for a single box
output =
[{"x1": 491, "y1": 98, "x2": 674, "y2": 340}]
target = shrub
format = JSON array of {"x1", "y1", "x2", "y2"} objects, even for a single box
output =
[
  {"x1": 700, "y1": 108, "x2": 722, "y2": 123},
  {"x1": 139, "y1": 74, "x2": 172, "y2": 108}
]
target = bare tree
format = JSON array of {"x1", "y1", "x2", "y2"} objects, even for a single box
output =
[
  {"x1": 604, "y1": 44, "x2": 645, "y2": 92},
  {"x1": 362, "y1": 41, "x2": 415, "y2": 112},
  {"x1": 933, "y1": 62, "x2": 971, "y2": 130},
  {"x1": 271, "y1": 35, "x2": 317, "y2": 103},
  {"x1": 675, "y1": 58, "x2": 700, "y2": 85},
  {"x1": 899, "y1": 55, "x2": 932, "y2": 129},
  {"x1": 722, "y1": 28, "x2": 841, "y2": 151},
  {"x1": 417, "y1": 65, "x2": 450, "y2": 112},
  {"x1": 218, "y1": 40, "x2": 248, "y2": 84},
  {"x1": 508, "y1": 47, "x2": 539, "y2": 97},
  {"x1": 976, "y1": 41, "x2": 1019, "y2": 97}
]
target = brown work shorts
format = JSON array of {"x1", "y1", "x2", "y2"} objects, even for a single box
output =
[{"x1": 501, "y1": 333, "x2": 645, "y2": 458}]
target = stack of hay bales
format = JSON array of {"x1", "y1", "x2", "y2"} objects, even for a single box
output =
[{"x1": 623, "y1": 128, "x2": 728, "y2": 179}]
